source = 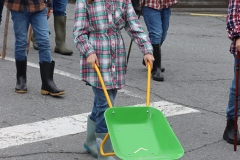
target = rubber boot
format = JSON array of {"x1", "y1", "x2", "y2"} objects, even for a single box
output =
[
  {"x1": 152, "y1": 44, "x2": 164, "y2": 81},
  {"x1": 39, "y1": 61, "x2": 65, "y2": 96},
  {"x1": 31, "y1": 33, "x2": 39, "y2": 50},
  {"x1": 54, "y1": 16, "x2": 73, "y2": 55},
  {"x1": 142, "y1": 58, "x2": 165, "y2": 72},
  {"x1": 96, "y1": 133, "x2": 115, "y2": 160},
  {"x1": 84, "y1": 116, "x2": 98, "y2": 158},
  {"x1": 15, "y1": 58, "x2": 27, "y2": 93},
  {"x1": 223, "y1": 119, "x2": 240, "y2": 145}
]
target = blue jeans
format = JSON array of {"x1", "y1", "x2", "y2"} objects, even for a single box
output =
[
  {"x1": 11, "y1": 8, "x2": 51, "y2": 63},
  {"x1": 90, "y1": 87, "x2": 118, "y2": 133},
  {"x1": 52, "y1": 0, "x2": 68, "y2": 16},
  {"x1": 227, "y1": 54, "x2": 240, "y2": 119},
  {"x1": 142, "y1": 7, "x2": 171, "y2": 45}
]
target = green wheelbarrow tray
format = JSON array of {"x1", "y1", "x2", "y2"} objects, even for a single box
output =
[
  {"x1": 104, "y1": 106, "x2": 184, "y2": 160},
  {"x1": 94, "y1": 63, "x2": 184, "y2": 159}
]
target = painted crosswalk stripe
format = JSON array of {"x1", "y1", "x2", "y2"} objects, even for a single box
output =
[{"x1": 0, "y1": 101, "x2": 199, "y2": 149}]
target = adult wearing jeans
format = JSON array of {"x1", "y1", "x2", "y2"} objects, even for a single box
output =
[
  {"x1": 32, "y1": 0, "x2": 73, "y2": 55},
  {"x1": 5, "y1": 0, "x2": 64, "y2": 96},
  {"x1": 140, "y1": 0, "x2": 178, "y2": 81},
  {"x1": 223, "y1": 0, "x2": 240, "y2": 145}
]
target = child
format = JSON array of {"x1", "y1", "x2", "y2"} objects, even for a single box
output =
[{"x1": 73, "y1": 0, "x2": 154, "y2": 159}]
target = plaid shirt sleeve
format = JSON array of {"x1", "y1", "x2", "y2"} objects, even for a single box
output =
[
  {"x1": 73, "y1": 0, "x2": 95, "y2": 57},
  {"x1": 124, "y1": 0, "x2": 153, "y2": 55},
  {"x1": 227, "y1": 0, "x2": 240, "y2": 41}
]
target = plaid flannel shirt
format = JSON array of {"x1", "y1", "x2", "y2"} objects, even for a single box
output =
[
  {"x1": 140, "y1": 0, "x2": 178, "y2": 10},
  {"x1": 5, "y1": 0, "x2": 52, "y2": 12},
  {"x1": 73, "y1": 0, "x2": 153, "y2": 89},
  {"x1": 227, "y1": 0, "x2": 240, "y2": 54}
]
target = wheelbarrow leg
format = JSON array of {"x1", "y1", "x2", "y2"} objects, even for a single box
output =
[{"x1": 96, "y1": 133, "x2": 115, "y2": 160}]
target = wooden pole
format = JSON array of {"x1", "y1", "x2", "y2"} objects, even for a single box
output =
[
  {"x1": 234, "y1": 51, "x2": 240, "y2": 151},
  {"x1": 27, "y1": 26, "x2": 32, "y2": 55},
  {"x1": 1, "y1": 9, "x2": 10, "y2": 59}
]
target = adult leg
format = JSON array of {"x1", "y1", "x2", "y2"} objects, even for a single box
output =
[
  {"x1": 91, "y1": 87, "x2": 117, "y2": 160},
  {"x1": 31, "y1": 8, "x2": 65, "y2": 96},
  {"x1": 11, "y1": 9, "x2": 29, "y2": 93},
  {"x1": 160, "y1": 7, "x2": 171, "y2": 44},
  {"x1": 223, "y1": 54, "x2": 240, "y2": 144},
  {"x1": 52, "y1": 0, "x2": 73, "y2": 55},
  {"x1": 142, "y1": 7, "x2": 164, "y2": 81}
]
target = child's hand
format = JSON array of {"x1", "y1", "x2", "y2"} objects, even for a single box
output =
[
  {"x1": 143, "y1": 54, "x2": 154, "y2": 70},
  {"x1": 87, "y1": 53, "x2": 99, "y2": 68}
]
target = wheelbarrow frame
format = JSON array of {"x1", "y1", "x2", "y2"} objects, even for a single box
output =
[{"x1": 94, "y1": 63, "x2": 184, "y2": 159}]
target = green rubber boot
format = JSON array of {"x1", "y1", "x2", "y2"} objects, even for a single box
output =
[
  {"x1": 54, "y1": 16, "x2": 73, "y2": 55},
  {"x1": 84, "y1": 116, "x2": 98, "y2": 158}
]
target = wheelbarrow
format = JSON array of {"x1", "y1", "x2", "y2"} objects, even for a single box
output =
[{"x1": 94, "y1": 62, "x2": 184, "y2": 160}]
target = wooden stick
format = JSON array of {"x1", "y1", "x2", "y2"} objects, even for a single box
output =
[
  {"x1": 27, "y1": 25, "x2": 33, "y2": 55},
  {"x1": 1, "y1": 9, "x2": 10, "y2": 59}
]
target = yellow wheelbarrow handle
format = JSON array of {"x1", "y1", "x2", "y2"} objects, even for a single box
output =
[
  {"x1": 94, "y1": 64, "x2": 113, "y2": 108},
  {"x1": 94, "y1": 62, "x2": 151, "y2": 157},
  {"x1": 146, "y1": 61, "x2": 151, "y2": 106}
]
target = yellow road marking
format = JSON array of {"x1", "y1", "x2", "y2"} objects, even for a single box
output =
[{"x1": 190, "y1": 13, "x2": 226, "y2": 17}]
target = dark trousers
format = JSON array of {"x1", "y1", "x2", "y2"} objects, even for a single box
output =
[{"x1": 0, "y1": 1, "x2": 4, "y2": 24}]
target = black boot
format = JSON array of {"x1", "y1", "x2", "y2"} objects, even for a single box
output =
[
  {"x1": 152, "y1": 44, "x2": 164, "y2": 81},
  {"x1": 40, "y1": 61, "x2": 65, "y2": 96},
  {"x1": 15, "y1": 58, "x2": 27, "y2": 93},
  {"x1": 142, "y1": 59, "x2": 165, "y2": 72},
  {"x1": 223, "y1": 119, "x2": 240, "y2": 145}
]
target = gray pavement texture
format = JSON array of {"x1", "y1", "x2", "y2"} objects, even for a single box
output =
[{"x1": 0, "y1": 3, "x2": 238, "y2": 160}]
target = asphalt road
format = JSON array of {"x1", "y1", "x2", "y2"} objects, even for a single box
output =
[{"x1": 0, "y1": 3, "x2": 238, "y2": 160}]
